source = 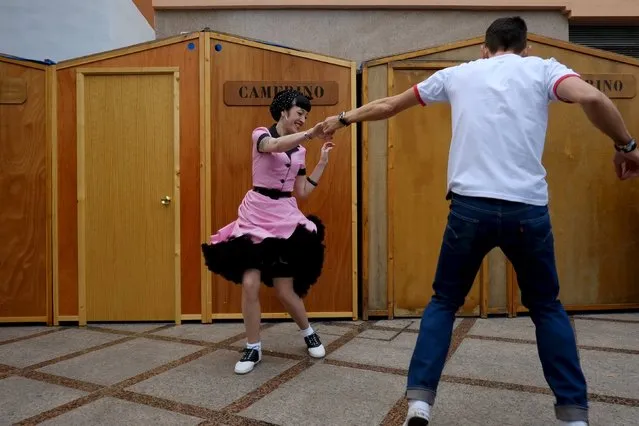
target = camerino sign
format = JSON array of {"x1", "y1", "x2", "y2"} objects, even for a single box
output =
[
  {"x1": 224, "y1": 81, "x2": 339, "y2": 106},
  {"x1": 581, "y1": 74, "x2": 636, "y2": 99}
]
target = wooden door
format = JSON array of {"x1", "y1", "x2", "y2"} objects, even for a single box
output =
[
  {"x1": 388, "y1": 63, "x2": 484, "y2": 318},
  {"x1": 76, "y1": 68, "x2": 180, "y2": 324}
]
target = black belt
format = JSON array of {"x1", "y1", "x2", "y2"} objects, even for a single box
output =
[{"x1": 253, "y1": 186, "x2": 292, "y2": 199}]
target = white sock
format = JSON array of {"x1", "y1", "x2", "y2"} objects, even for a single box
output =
[
  {"x1": 559, "y1": 422, "x2": 587, "y2": 426},
  {"x1": 408, "y1": 399, "x2": 431, "y2": 416},
  {"x1": 246, "y1": 341, "x2": 261, "y2": 351},
  {"x1": 300, "y1": 326, "x2": 315, "y2": 337}
]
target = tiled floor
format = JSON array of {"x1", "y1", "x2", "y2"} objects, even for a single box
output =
[{"x1": 0, "y1": 313, "x2": 637, "y2": 425}]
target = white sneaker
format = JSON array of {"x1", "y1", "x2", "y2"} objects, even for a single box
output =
[
  {"x1": 559, "y1": 422, "x2": 588, "y2": 426},
  {"x1": 234, "y1": 347, "x2": 261, "y2": 374},
  {"x1": 304, "y1": 332, "x2": 326, "y2": 358},
  {"x1": 402, "y1": 404, "x2": 430, "y2": 426}
]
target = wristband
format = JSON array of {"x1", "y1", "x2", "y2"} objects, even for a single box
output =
[{"x1": 306, "y1": 177, "x2": 318, "y2": 186}]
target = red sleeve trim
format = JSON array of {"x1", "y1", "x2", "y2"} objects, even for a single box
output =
[
  {"x1": 413, "y1": 84, "x2": 426, "y2": 106},
  {"x1": 552, "y1": 74, "x2": 580, "y2": 103}
]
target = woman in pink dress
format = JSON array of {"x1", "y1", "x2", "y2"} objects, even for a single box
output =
[{"x1": 202, "y1": 89, "x2": 334, "y2": 374}]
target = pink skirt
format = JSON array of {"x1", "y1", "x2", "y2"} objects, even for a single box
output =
[{"x1": 201, "y1": 189, "x2": 325, "y2": 298}]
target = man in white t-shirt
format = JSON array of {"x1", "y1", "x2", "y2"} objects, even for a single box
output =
[{"x1": 322, "y1": 16, "x2": 638, "y2": 426}]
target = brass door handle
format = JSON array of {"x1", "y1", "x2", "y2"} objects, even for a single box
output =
[{"x1": 161, "y1": 196, "x2": 171, "y2": 206}]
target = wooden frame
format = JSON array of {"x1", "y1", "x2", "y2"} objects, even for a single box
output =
[
  {"x1": 0, "y1": 56, "x2": 53, "y2": 324},
  {"x1": 75, "y1": 67, "x2": 182, "y2": 326},
  {"x1": 200, "y1": 32, "x2": 213, "y2": 324},
  {"x1": 203, "y1": 34, "x2": 359, "y2": 322}
]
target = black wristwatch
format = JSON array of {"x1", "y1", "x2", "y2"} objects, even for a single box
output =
[
  {"x1": 338, "y1": 111, "x2": 350, "y2": 126},
  {"x1": 614, "y1": 138, "x2": 637, "y2": 153}
]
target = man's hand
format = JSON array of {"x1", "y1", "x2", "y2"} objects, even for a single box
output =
[
  {"x1": 321, "y1": 115, "x2": 343, "y2": 135},
  {"x1": 613, "y1": 150, "x2": 639, "y2": 180}
]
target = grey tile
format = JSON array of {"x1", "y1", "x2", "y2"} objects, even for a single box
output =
[
  {"x1": 374, "y1": 319, "x2": 413, "y2": 329},
  {"x1": 444, "y1": 339, "x2": 548, "y2": 387},
  {"x1": 574, "y1": 319, "x2": 639, "y2": 351},
  {"x1": 429, "y1": 382, "x2": 639, "y2": 425},
  {"x1": 0, "y1": 376, "x2": 87, "y2": 424},
  {"x1": 408, "y1": 318, "x2": 462, "y2": 331},
  {"x1": 311, "y1": 323, "x2": 355, "y2": 337},
  {"x1": 38, "y1": 338, "x2": 203, "y2": 385},
  {"x1": 239, "y1": 363, "x2": 405, "y2": 426},
  {"x1": 40, "y1": 397, "x2": 202, "y2": 426},
  {"x1": 0, "y1": 326, "x2": 53, "y2": 342},
  {"x1": 152, "y1": 323, "x2": 246, "y2": 343},
  {"x1": 0, "y1": 328, "x2": 123, "y2": 368},
  {"x1": 468, "y1": 317, "x2": 537, "y2": 341},
  {"x1": 231, "y1": 324, "x2": 340, "y2": 356},
  {"x1": 128, "y1": 349, "x2": 297, "y2": 409},
  {"x1": 357, "y1": 329, "x2": 398, "y2": 340},
  {"x1": 573, "y1": 313, "x2": 639, "y2": 322},
  {"x1": 90, "y1": 323, "x2": 169, "y2": 333},
  {"x1": 328, "y1": 331, "x2": 417, "y2": 370},
  {"x1": 580, "y1": 348, "x2": 639, "y2": 400}
]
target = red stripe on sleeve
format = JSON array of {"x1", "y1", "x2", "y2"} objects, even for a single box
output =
[
  {"x1": 413, "y1": 84, "x2": 426, "y2": 106},
  {"x1": 553, "y1": 74, "x2": 581, "y2": 103}
]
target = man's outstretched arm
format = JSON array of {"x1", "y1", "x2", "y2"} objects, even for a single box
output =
[
  {"x1": 322, "y1": 87, "x2": 421, "y2": 134},
  {"x1": 555, "y1": 76, "x2": 633, "y2": 146}
]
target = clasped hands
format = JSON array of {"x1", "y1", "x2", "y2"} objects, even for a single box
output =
[{"x1": 307, "y1": 115, "x2": 348, "y2": 142}]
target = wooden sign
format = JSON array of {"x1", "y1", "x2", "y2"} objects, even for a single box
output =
[
  {"x1": 224, "y1": 81, "x2": 339, "y2": 106},
  {"x1": 0, "y1": 77, "x2": 27, "y2": 104},
  {"x1": 581, "y1": 74, "x2": 636, "y2": 99}
]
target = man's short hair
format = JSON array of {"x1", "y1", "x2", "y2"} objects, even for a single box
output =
[{"x1": 485, "y1": 16, "x2": 528, "y2": 54}]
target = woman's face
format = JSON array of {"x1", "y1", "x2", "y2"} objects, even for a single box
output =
[{"x1": 280, "y1": 106, "x2": 308, "y2": 135}]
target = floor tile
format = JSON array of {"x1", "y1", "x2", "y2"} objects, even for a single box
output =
[
  {"x1": 357, "y1": 329, "x2": 398, "y2": 340},
  {"x1": 444, "y1": 339, "x2": 547, "y2": 387},
  {"x1": 468, "y1": 317, "x2": 537, "y2": 341},
  {"x1": 128, "y1": 349, "x2": 297, "y2": 410},
  {"x1": 152, "y1": 323, "x2": 246, "y2": 343},
  {"x1": 574, "y1": 319, "x2": 639, "y2": 351},
  {"x1": 328, "y1": 331, "x2": 417, "y2": 370},
  {"x1": 374, "y1": 319, "x2": 413, "y2": 329},
  {"x1": 428, "y1": 382, "x2": 639, "y2": 425},
  {"x1": 0, "y1": 329, "x2": 123, "y2": 368},
  {"x1": 38, "y1": 338, "x2": 203, "y2": 385},
  {"x1": 311, "y1": 323, "x2": 356, "y2": 337},
  {"x1": 579, "y1": 348, "x2": 639, "y2": 400},
  {"x1": 90, "y1": 323, "x2": 169, "y2": 333},
  {"x1": 0, "y1": 376, "x2": 87, "y2": 424},
  {"x1": 40, "y1": 397, "x2": 202, "y2": 425},
  {"x1": 239, "y1": 363, "x2": 405, "y2": 426},
  {"x1": 0, "y1": 326, "x2": 53, "y2": 342}
]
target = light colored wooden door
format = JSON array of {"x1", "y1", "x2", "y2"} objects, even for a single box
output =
[
  {"x1": 77, "y1": 68, "x2": 180, "y2": 324},
  {"x1": 388, "y1": 63, "x2": 484, "y2": 318}
]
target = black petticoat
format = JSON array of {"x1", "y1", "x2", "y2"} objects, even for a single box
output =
[{"x1": 201, "y1": 215, "x2": 325, "y2": 298}]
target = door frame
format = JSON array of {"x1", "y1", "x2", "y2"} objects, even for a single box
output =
[
  {"x1": 75, "y1": 67, "x2": 181, "y2": 326},
  {"x1": 386, "y1": 61, "x2": 490, "y2": 319}
]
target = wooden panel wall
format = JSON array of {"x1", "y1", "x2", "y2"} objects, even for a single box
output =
[
  {"x1": 56, "y1": 39, "x2": 202, "y2": 318},
  {"x1": 362, "y1": 35, "x2": 639, "y2": 318},
  {"x1": 511, "y1": 41, "x2": 639, "y2": 311},
  {"x1": 0, "y1": 60, "x2": 50, "y2": 322},
  {"x1": 209, "y1": 38, "x2": 356, "y2": 317}
]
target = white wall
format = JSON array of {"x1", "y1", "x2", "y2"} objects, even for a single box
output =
[{"x1": 0, "y1": 0, "x2": 155, "y2": 63}]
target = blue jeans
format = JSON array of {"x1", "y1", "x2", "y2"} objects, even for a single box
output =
[{"x1": 406, "y1": 193, "x2": 589, "y2": 422}]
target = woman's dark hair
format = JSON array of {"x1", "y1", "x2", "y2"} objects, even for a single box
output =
[
  {"x1": 484, "y1": 16, "x2": 528, "y2": 54},
  {"x1": 269, "y1": 89, "x2": 312, "y2": 121}
]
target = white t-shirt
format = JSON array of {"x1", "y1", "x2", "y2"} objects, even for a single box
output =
[{"x1": 413, "y1": 53, "x2": 579, "y2": 206}]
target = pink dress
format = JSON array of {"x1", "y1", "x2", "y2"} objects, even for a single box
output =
[{"x1": 201, "y1": 124, "x2": 325, "y2": 297}]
